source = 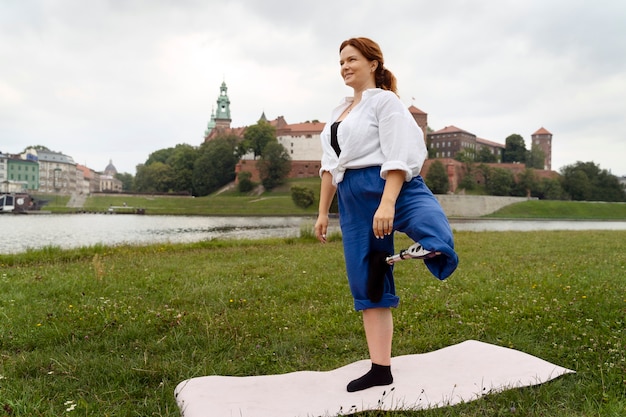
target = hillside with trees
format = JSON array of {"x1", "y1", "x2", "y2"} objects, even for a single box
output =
[{"x1": 128, "y1": 121, "x2": 291, "y2": 196}]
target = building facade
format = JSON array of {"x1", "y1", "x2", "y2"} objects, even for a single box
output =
[
  {"x1": 6, "y1": 158, "x2": 39, "y2": 191},
  {"x1": 276, "y1": 120, "x2": 325, "y2": 161},
  {"x1": 531, "y1": 127, "x2": 553, "y2": 171},
  {"x1": 35, "y1": 149, "x2": 78, "y2": 194},
  {"x1": 0, "y1": 153, "x2": 7, "y2": 191},
  {"x1": 99, "y1": 160, "x2": 123, "y2": 192},
  {"x1": 428, "y1": 126, "x2": 478, "y2": 159},
  {"x1": 408, "y1": 105, "x2": 428, "y2": 143},
  {"x1": 428, "y1": 126, "x2": 507, "y2": 163}
]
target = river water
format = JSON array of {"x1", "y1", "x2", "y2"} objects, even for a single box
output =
[{"x1": 1, "y1": 214, "x2": 625, "y2": 254}]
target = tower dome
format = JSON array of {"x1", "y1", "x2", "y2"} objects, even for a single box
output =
[{"x1": 104, "y1": 159, "x2": 118, "y2": 176}]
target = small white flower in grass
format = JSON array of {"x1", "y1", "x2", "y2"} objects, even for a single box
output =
[{"x1": 64, "y1": 400, "x2": 76, "y2": 412}]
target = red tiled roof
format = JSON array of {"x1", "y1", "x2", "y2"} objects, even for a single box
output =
[
  {"x1": 280, "y1": 121, "x2": 325, "y2": 135},
  {"x1": 533, "y1": 127, "x2": 552, "y2": 135},
  {"x1": 476, "y1": 137, "x2": 505, "y2": 148},
  {"x1": 205, "y1": 126, "x2": 247, "y2": 140},
  {"x1": 408, "y1": 105, "x2": 427, "y2": 115},
  {"x1": 431, "y1": 125, "x2": 475, "y2": 136}
]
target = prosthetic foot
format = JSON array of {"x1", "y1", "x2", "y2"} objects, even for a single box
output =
[{"x1": 385, "y1": 242, "x2": 440, "y2": 265}]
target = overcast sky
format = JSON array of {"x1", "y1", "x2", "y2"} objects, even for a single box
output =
[{"x1": 1, "y1": 0, "x2": 625, "y2": 176}]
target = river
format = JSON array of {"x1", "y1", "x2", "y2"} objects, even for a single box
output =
[{"x1": 1, "y1": 214, "x2": 625, "y2": 254}]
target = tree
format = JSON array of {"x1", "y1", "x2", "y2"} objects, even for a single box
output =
[
  {"x1": 242, "y1": 120, "x2": 276, "y2": 158},
  {"x1": 454, "y1": 148, "x2": 475, "y2": 163},
  {"x1": 145, "y1": 148, "x2": 175, "y2": 166},
  {"x1": 458, "y1": 171, "x2": 477, "y2": 191},
  {"x1": 115, "y1": 172, "x2": 134, "y2": 191},
  {"x1": 561, "y1": 169, "x2": 591, "y2": 201},
  {"x1": 560, "y1": 161, "x2": 626, "y2": 202},
  {"x1": 502, "y1": 134, "x2": 527, "y2": 163},
  {"x1": 23, "y1": 145, "x2": 51, "y2": 152},
  {"x1": 167, "y1": 144, "x2": 198, "y2": 194},
  {"x1": 256, "y1": 141, "x2": 291, "y2": 190},
  {"x1": 526, "y1": 143, "x2": 546, "y2": 169},
  {"x1": 425, "y1": 160, "x2": 449, "y2": 194},
  {"x1": 476, "y1": 163, "x2": 492, "y2": 190},
  {"x1": 140, "y1": 144, "x2": 200, "y2": 194},
  {"x1": 486, "y1": 167, "x2": 514, "y2": 196},
  {"x1": 513, "y1": 168, "x2": 538, "y2": 197},
  {"x1": 192, "y1": 136, "x2": 239, "y2": 196},
  {"x1": 536, "y1": 177, "x2": 565, "y2": 200},
  {"x1": 134, "y1": 162, "x2": 175, "y2": 193},
  {"x1": 476, "y1": 147, "x2": 497, "y2": 163}
]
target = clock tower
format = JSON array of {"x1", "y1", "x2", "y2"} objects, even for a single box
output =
[{"x1": 214, "y1": 81, "x2": 232, "y2": 129}]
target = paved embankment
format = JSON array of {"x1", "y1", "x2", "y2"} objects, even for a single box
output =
[
  {"x1": 66, "y1": 193, "x2": 87, "y2": 208},
  {"x1": 435, "y1": 195, "x2": 531, "y2": 217}
]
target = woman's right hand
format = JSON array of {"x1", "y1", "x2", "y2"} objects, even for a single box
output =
[{"x1": 314, "y1": 214, "x2": 329, "y2": 243}]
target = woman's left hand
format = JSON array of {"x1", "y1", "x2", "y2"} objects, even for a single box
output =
[
  {"x1": 373, "y1": 202, "x2": 395, "y2": 239},
  {"x1": 373, "y1": 170, "x2": 404, "y2": 239}
]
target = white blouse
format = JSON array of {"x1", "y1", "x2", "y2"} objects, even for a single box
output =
[{"x1": 319, "y1": 88, "x2": 427, "y2": 186}]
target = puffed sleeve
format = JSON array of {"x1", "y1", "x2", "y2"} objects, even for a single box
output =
[
  {"x1": 319, "y1": 122, "x2": 337, "y2": 177},
  {"x1": 377, "y1": 93, "x2": 427, "y2": 181}
]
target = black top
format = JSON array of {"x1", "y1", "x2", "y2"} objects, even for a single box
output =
[{"x1": 330, "y1": 121, "x2": 341, "y2": 157}]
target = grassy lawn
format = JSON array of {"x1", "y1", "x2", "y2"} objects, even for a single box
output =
[
  {"x1": 39, "y1": 177, "x2": 626, "y2": 219},
  {"x1": 487, "y1": 200, "x2": 626, "y2": 220},
  {"x1": 49, "y1": 178, "x2": 323, "y2": 216},
  {"x1": 1, "y1": 231, "x2": 624, "y2": 416}
]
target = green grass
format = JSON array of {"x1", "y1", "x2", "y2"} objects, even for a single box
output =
[
  {"x1": 487, "y1": 200, "x2": 626, "y2": 220},
  {"x1": 40, "y1": 178, "x2": 626, "y2": 219},
  {"x1": 62, "y1": 178, "x2": 323, "y2": 216},
  {"x1": 1, "y1": 231, "x2": 625, "y2": 416}
]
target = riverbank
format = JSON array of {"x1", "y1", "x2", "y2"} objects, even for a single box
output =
[
  {"x1": 1, "y1": 231, "x2": 624, "y2": 416},
  {"x1": 38, "y1": 180, "x2": 626, "y2": 219}
]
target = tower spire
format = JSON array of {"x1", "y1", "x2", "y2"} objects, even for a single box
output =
[
  {"x1": 215, "y1": 81, "x2": 232, "y2": 122},
  {"x1": 204, "y1": 81, "x2": 232, "y2": 140}
]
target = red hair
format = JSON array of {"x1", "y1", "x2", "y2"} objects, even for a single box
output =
[{"x1": 340, "y1": 37, "x2": 398, "y2": 95}]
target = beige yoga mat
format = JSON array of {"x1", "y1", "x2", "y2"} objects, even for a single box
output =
[{"x1": 174, "y1": 340, "x2": 574, "y2": 417}]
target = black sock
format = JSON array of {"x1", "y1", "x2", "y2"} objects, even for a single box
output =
[
  {"x1": 367, "y1": 251, "x2": 389, "y2": 303},
  {"x1": 347, "y1": 363, "x2": 393, "y2": 392}
]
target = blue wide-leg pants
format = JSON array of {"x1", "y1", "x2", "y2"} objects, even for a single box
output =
[{"x1": 337, "y1": 167, "x2": 458, "y2": 311}]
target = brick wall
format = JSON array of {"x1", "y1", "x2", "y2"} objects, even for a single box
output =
[{"x1": 235, "y1": 160, "x2": 321, "y2": 183}]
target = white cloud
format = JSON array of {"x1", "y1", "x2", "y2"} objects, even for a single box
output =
[{"x1": 1, "y1": 0, "x2": 624, "y2": 176}]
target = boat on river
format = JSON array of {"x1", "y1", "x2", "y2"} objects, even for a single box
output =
[{"x1": 0, "y1": 193, "x2": 50, "y2": 214}]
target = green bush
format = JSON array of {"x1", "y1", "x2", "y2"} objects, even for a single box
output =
[
  {"x1": 290, "y1": 186, "x2": 315, "y2": 208},
  {"x1": 237, "y1": 171, "x2": 254, "y2": 193},
  {"x1": 425, "y1": 160, "x2": 449, "y2": 194}
]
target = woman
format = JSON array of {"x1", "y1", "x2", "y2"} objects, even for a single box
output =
[{"x1": 314, "y1": 37, "x2": 458, "y2": 393}]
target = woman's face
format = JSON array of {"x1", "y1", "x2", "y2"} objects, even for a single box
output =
[{"x1": 339, "y1": 45, "x2": 377, "y2": 91}]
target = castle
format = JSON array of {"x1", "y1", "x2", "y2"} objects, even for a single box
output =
[{"x1": 203, "y1": 82, "x2": 555, "y2": 191}]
